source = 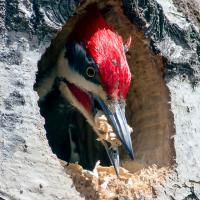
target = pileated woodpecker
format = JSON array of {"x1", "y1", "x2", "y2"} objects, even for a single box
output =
[{"x1": 36, "y1": 6, "x2": 134, "y2": 176}]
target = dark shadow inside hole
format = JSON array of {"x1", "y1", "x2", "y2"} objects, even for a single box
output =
[
  {"x1": 35, "y1": 2, "x2": 176, "y2": 174},
  {"x1": 39, "y1": 86, "x2": 110, "y2": 170}
]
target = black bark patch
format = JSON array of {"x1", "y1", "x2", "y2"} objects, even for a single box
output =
[
  {"x1": 0, "y1": 50, "x2": 22, "y2": 65},
  {"x1": 0, "y1": 112, "x2": 21, "y2": 131},
  {"x1": 5, "y1": 1, "x2": 30, "y2": 32},
  {"x1": 197, "y1": 45, "x2": 200, "y2": 63},
  {"x1": 14, "y1": 80, "x2": 25, "y2": 89},
  {"x1": 31, "y1": 0, "x2": 80, "y2": 42},
  {"x1": 123, "y1": 0, "x2": 190, "y2": 48},
  {"x1": 4, "y1": 91, "x2": 25, "y2": 110},
  {"x1": 164, "y1": 61, "x2": 195, "y2": 82},
  {"x1": 123, "y1": 0, "x2": 200, "y2": 85}
]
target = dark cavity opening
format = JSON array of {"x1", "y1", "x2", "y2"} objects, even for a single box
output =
[
  {"x1": 38, "y1": 89, "x2": 109, "y2": 170},
  {"x1": 34, "y1": 6, "x2": 111, "y2": 170},
  {"x1": 34, "y1": 2, "x2": 175, "y2": 173}
]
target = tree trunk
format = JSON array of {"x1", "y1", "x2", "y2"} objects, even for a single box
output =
[
  {"x1": 0, "y1": 0, "x2": 200, "y2": 199},
  {"x1": 0, "y1": 0, "x2": 82, "y2": 199}
]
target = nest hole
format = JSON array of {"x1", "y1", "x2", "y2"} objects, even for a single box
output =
[{"x1": 34, "y1": 2, "x2": 175, "y2": 174}]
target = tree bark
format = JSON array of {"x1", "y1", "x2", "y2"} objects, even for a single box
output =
[
  {"x1": 0, "y1": 0, "x2": 200, "y2": 199},
  {"x1": 0, "y1": 0, "x2": 82, "y2": 199},
  {"x1": 123, "y1": 0, "x2": 200, "y2": 199}
]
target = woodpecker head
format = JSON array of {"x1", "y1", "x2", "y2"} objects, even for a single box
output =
[{"x1": 57, "y1": 7, "x2": 133, "y2": 175}]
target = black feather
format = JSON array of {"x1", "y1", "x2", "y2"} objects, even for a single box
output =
[{"x1": 65, "y1": 42, "x2": 101, "y2": 85}]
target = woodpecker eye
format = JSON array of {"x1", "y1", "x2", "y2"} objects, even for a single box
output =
[{"x1": 86, "y1": 67, "x2": 95, "y2": 78}]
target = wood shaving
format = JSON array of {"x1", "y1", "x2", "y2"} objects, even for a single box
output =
[
  {"x1": 94, "y1": 110, "x2": 122, "y2": 148},
  {"x1": 61, "y1": 160, "x2": 171, "y2": 200}
]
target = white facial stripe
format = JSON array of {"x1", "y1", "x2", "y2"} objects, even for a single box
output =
[
  {"x1": 59, "y1": 81, "x2": 107, "y2": 141},
  {"x1": 57, "y1": 50, "x2": 107, "y2": 101},
  {"x1": 57, "y1": 50, "x2": 110, "y2": 140}
]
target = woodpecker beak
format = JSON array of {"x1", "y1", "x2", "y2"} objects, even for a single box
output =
[
  {"x1": 93, "y1": 95, "x2": 134, "y2": 175},
  {"x1": 102, "y1": 141, "x2": 120, "y2": 176}
]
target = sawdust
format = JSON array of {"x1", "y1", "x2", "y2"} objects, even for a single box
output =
[
  {"x1": 94, "y1": 110, "x2": 122, "y2": 148},
  {"x1": 62, "y1": 161, "x2": 170, "y2": 200}
]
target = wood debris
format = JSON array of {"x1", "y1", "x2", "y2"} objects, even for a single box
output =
[
  {"x1": 94, "y1": 110, "x2": 122, "y2": 148},
  {"x1": 62, "y1": 160, "x2": 170, "y2": 200}
]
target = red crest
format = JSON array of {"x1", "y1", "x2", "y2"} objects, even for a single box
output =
[{"x1": 71, "y1": 6, "x2": 131, "y2": 99}]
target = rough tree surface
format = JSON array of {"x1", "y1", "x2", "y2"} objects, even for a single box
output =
[
  {"x1": 0, "y1": 0, "x2": 200, "y2": 200},
  {"x1": 123, "y1": 0, "x2": 200, "y2": 199},
  {"x1": 0, "y1": 1, "x2": 82, "y2": 199}
]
